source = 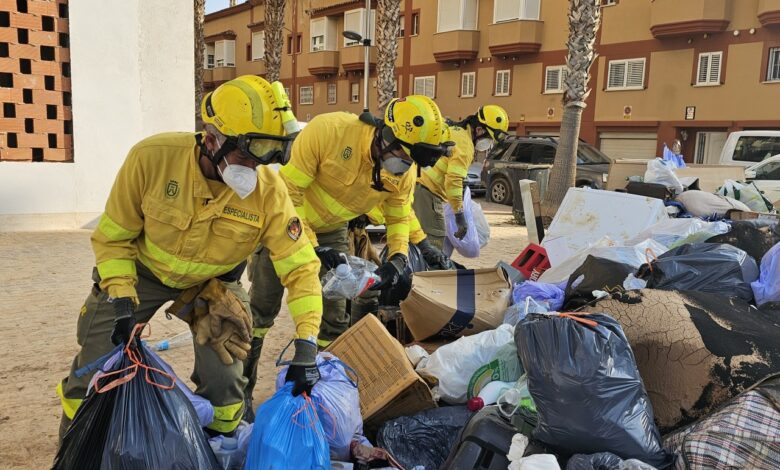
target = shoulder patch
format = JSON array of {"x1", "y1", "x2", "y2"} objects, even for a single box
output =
[{"x1": 286, "y1": 217, "x2": 302, "y2": 241}]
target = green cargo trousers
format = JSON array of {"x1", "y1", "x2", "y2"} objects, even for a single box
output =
[
  {"x1": 57, "y1": 263, "x2": 249, "y2": 437},
  {"x1": 412, "y1": 183, "x2": 447, "y2": 250},
  {"x1": 249, "y1": 225, "x2": 349, "y2": 347}
]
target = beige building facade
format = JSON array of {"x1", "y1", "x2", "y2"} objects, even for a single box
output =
[{"x1": 205, "y1": 0, "x2": 780, "y2": 163}]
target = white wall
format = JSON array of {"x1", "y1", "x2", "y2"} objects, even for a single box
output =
[{"x1": 0, "y1": 0, "x2": 194, "y2": 230}]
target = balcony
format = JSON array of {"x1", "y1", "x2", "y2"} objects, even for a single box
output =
[
  {"x1": 210, "y1": 66, "x2": 236, "y2": 83},
  {"x1": 307, "y1": 50, "x2": 339, "y2": 76},
  {"x1": 650, "y1": 0, "x2": 729, "y2": 39},
  {"x1": 758, "y1": 0, "x2": 780, "y2": 27},
  {"x1": 488, "y1": 20, "x2": 543, "y2": 57},
  {"x1": 341, "y1": 45, "x2": 377, "y2": 72},
  {"x1": 433, "y1": 30, "x2": 480, "y2": 63}
]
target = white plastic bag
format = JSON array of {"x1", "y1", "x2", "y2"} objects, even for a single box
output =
[
  {"x1": 717, "y1": 179, "x2": 772, "y2": 213},
  {"x1": 625, "y1": 218, "x2": 730, "y2": 248},
  {"x1": 471, "y1": 200, "x2": 490, "y2": 248},
  {"x1": 415, "y1": 324, "x2": 514, "y2": 404},
  {"x1": 645, "y1": 158, "x2": 684, "y2": 194},
  {"x1": 443, "y1": 186, "x2": 481, "y2": 258}
]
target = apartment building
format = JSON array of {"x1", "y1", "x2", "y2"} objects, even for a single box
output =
[{"x1": 205, "y1": 0, "x2": 780, "y2": 163}]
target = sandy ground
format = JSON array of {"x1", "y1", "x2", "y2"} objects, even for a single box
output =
[{"x1": 0, "y1": 198, "x2": 526, "y2": 469}]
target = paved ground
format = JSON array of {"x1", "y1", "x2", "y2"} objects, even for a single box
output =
[{"x1": 0, "y1": 198, "x2": 526, "y2": 468}]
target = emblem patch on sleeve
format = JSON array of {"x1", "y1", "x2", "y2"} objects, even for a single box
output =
[{"x1": 287, "y1": 217, "x2": 302, "y2": 241}]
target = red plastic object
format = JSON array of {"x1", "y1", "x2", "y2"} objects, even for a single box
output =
[
  {"x1": 467, "y1": 397, "x2": 485, "y2": 412},
  {"x1": 511, "y1": 243, "x2": 550, "y2": 280}
]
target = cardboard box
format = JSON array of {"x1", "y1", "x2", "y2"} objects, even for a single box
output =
[
  {"x1": 607, "y1": 159, "x2": 745, "y2": 193},
  {"x1": 400, "y1": 268, "x2": 512, "y2": 342},
  {"x1": 326, "y1": 314, "x2": 435, "y2": 427}
]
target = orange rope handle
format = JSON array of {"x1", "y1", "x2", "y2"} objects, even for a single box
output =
[
  {"x1": 644, "y1": 247, "x2": 659, "y2": 272},
  {"x1": 314, "y1": 399, "x2": 338, "y2": 440},
  {"x1": 558, "y1": 312, "x2": 599, "y2": 328}
]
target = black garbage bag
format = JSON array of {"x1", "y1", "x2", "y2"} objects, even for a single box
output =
[
  {"x1": 376, "y1": 406, "x2": 473, "y2": 470},
  {"x1": 637, "y1": 243, "x2": 758, "y2": 301},
  {"x1": 706, "y1": 219, "x2": 780, "y2": 264},
  {"x1": 564, "y1": 256, "x2": 637, "y2": 309},
  {"x1": 566, "y1": 452, "x2": 624, "y2": 470},
  {"x1": 378, "y1": 242, "x2": 430, "y2": 307},
  {"x1": 515, "y1": 313, "x2": 669, "y2": 468}
]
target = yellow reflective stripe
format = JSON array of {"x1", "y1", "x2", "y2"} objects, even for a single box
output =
[
  {"x1": 139, "y1": 237, "x2": 237, "y2": 287},
  {"x1": 384, "y1": 204, "x2": 410, "y2": 218},
  {"x1": 57, "y1": 381, "x2": 82, "y2": 420},
  {"x1": 280, "y1": 164, "x2": 315, "y2": 188},
  {"x1": 97, "y1": 259, "x2": 137, "y2": 280},
  {"x1": 272, "y1": 244, "x2": 317, "y2": 278},
  {"x1": 317, "y1": 338, "x2": 332, "y2": 347},
  {"x1": 366, "y1": 206, "x2": 385, "y2": 225},
  {"x1": 308, "y1": 183, "x2": 360, "y2": 221},
  {"x1": 447, "y1": 187, "x2": 464, "y2": 197},
  {"x1": 386, "y1": 223, "x2": 407, "y2": 238},
  {"x1": 449, "y1": 164, "x2": 468, "y2": 177},
  {"x1": 253, "y1": 327, "x2": 270, "y2": 338},
  {"x1": 208, "y1": 402, "x2": 244, "y2": 433},
  {"x1": 288, "y1": 295, "x2": 322, "y2": 317},
  {"x1": 97, "y1": 213, "x2": 140, "y2": 241},
  {"x1": 427, "y1": 170, "x2": 445, "y2": 185}
]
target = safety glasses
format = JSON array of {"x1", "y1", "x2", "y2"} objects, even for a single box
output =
[
  {"x1": 231, "y1": 132, "x2": 297, "y2": 166},
  {"x1": 397, "y1": 140, "x2": 455, "y2": 168}
]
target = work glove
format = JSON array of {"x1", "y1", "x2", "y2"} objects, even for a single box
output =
[
  {"x1": 416, "y1": 239, "x2": 452, "y2": 270},
  {"x1": 371, "y1": 254, "x2": 408, "y2": 291},
  {"x1": 284, "y1": 339, "x2": 320, "y2": 396},
  {"x1": 110, "y1": 297, "x2": 137, "y2": 346},
  {"x1": 315, "y1": 246, "x2": 347, "y2": 270},
  {"x1": 191, "y1": 279, "x2": 253, "y2": 365},
  {"x1": 348, "y1": 214, "x2": 370, "y2": 231},
  {"x1": 454, "y1": 211, "x2": 469, "y2": 240}
]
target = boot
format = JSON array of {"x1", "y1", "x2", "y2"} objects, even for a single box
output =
[{"x1": 242, "y1": 337, "x2": 263, "y2": 423}]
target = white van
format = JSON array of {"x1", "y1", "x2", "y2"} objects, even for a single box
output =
[
  {"x1": 719, "y1": 131, "x2": 780, "y2": 167},
  {"x1": 745, "y1": 155, "x2": 780, "y2": 205}
]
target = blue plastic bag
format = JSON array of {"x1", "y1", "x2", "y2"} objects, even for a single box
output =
[
  {"x1": 751, "y1": 241, "x2": 780, "y2": 306},
  {"x1": 245, "y1": 383, "x2": 331, "y2": 470},
  {"x1": 444, "y1": 186, "x2": 481, "y2": 258},
  {"x1": 512, "y1": 280, "x2": 565, "y2": 311},
  {"x1": 662, "y1": 144, "x2": 686, "y2": 169},
  {"x1": 276, "y1": 353, "x2": 362, "y2": 461}
]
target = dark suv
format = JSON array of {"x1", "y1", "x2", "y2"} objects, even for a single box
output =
[{"x1": 481, "y1": 136, "x2": 612, "y2": 204}]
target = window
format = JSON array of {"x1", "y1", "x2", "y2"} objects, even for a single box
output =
[
  {"x1": 412, "y1": 12, "x2": 420, "y2": 35},
  {"x1": 299, "y1": 86, "x2": 313, "y2": 105},
  {"x1": 344, "y1": 8, "x2": 376, "y2": 46},
  {"x1": 494, "y1": 0, "x2": 541, "y2": 23},
  {"x1": 398, "y1": 15, "x2": 405, "y2": 37},
  {"x1": 437, "y1": 0, "x2": 478, "y2": 32},
  {"x1": 351, "y1": 82, "x2": 360, "y2": 103},
  {"x1": 287, "y1": 35, "x2": 293, "y2": 54},
  {"x1": 311, "y1": 18, "x2": 326, "y2": 51},
  {"x1": 205, "y1": 43, "x2": 215, "y2": 68},
  {"x1": 696, "y1": 52, "x2": 722, "y2": 86},
  {"x1": 284, "y1": 86, "x2": 291, "y2": 98},
  {"x1": 495, "y1": 69, "x2": 510, "y2": 96},
  {"x1": 214, "y1": 40, "x2": 235, "y2": 67},
  {"x1": 509, "y1": 143, "x2": 534, "y2": 162},
  {"x1": 534, "y1": 145, "x2": 556, "y2": 164},
  {"x1": 251, "y1": 31, "x2": 265, "y2": 61},
  {"x1": 393, "y1": 79, "x2": 398, "y2": 98},
  {"x1": 414, "y1": 75, "x2": 436, "y2": 98},
  {"x1": 544, "y1": 65, "x2": 566, "y2": 93},
  {"x1": 606, "y1": 58, "x2": 645, "y2": 90},
  {"x1": 733, "y1": 136, "x2": 780, "y2": 163},
  {"x1": 296, "y1": 34, "x2": 302, "y2": 54},
  {"x1": 767, "y1": 47, "x2": 780, "y2": 82},
  {"x1": 328, "y1": 83, "x2": 337, "y2": 104},
  {"x1": 601, "y1": 0, "x2": 617, "y2": 5},
  {"x1": 461, "y1": 72, "x2": 475, "y2": 98}
]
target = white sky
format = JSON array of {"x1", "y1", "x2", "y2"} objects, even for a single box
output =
[{"x1": 206, "y1": 0, "x2": 247, "y2": 14}]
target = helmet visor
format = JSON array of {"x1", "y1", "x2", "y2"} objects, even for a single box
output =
[
  {"x1": 234, "y1": 132, "x2": 296, "y2": 165},
  {"x1": 402, "y1": 140, "x2": 454, "y2": 168}
]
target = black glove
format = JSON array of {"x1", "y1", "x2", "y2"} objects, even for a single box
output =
[
  {"x1": 371, "y1": 254, "x2": 408, "y2": 290},
  {"x1": 110, "y1": 297, "x2": 137, "y2": 346},
  {"x1": 416, "y1": 239, "x2": 452, "y2": 270},
  {"x1": 314, "y1": 246, "x2": 346, "y2": 270},
  {"x1": 284, "y1": 339, "x2": 320, "y2": 396},
  {"x1": 348, "y1": 214, "x2": 370, "y2": 230},
  {"x1": 454, "y1": 211, "x2": 469, "y2": 240}
]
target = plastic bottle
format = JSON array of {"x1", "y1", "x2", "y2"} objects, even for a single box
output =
[
  {"x1": 153, "y1": 330, "x2": 192, "y2": 351},
  {"x1": 322, "y1": 259, "x2": 380, "y2": 299},
  {"x1": 467, "y1": 380, "x2": 515, "y2": 411}
]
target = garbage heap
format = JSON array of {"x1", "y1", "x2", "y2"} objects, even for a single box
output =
[{"x1": 54, "y1": 159, "x2": 780, "y2": 470}]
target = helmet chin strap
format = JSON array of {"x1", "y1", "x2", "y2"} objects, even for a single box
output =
[
  {"x1": 199, "y1": 136, "x2": 232, "y2": 183},
  {"x1": 371, "y1": 129, "x2": 391, "y2": 192}
]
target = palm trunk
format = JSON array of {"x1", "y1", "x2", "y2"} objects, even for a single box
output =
[
  {"x1": 376, "y1": 0, "x2": 400, "y2": 114},
  {"x1": 264, "y1": 0, "x2": 286, "y2": 83},
  {"x1": 194, "y1": 0, "x2": 205, "y2": 129},
  {"x1": 541, "y1": 0, "x2": 601, "y2": 217}
]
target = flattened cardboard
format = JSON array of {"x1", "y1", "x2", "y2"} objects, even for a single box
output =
[
  {"x1": 400, "y1": 268, "x2": 512, "y2": 342},
  {"x1": 607, "y1": 159, "x2": 745, "y2": 192}
]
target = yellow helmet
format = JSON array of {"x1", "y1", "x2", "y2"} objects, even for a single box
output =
[
  {"x1": 383, "y1": 95, "x2": 452, "y2": 167},
  {"x1": 476, "y1": 105, "x2": 510, "y2": 142},
  {"x1": 201, "y1": 75, "x2": 298, "y2": 165}
]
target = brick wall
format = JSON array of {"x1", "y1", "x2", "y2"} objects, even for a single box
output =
[{"x1": 0, "y1": 0, "x2": 71, "y2": 162}]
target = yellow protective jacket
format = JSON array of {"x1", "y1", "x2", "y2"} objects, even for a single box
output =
[
  {"x1": 91, "y1": 132, "x2": 322, "y2": 340},
  {"x1": 279, "y1": 112, "x2": 414, "y2": 258}
]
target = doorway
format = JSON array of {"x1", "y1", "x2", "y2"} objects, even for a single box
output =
[{"x1": 693, "y1": 131, "x2": 728, "y2": 164}]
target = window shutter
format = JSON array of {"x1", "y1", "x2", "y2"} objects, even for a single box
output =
[
  {"x1": 414, "y1": 77, "x2": 424, "y2": 95},
  {"x1": 545, "y1": 67, "x2": 560, "y2": 91},
  {"x1": 344, "y1": 10, "x2": 363, "y2": 45},
  {"x1": 252, "y1": 32, "x2": 265, "y2": 60},
  {"x1": 608, "y1": 61, "x2": 625, "y2": 88},
  {"x1": 709, "y1": 52, "x2": 721, "y2": 84},
  {"x1": 769, "y1": 48, "x2": 780, "y2": 81},
  {"x1": 437, "y1": 0, "x2": 460, "y2": 32},
  {"x1": 463, "y1": 0, "x2": 478, "y2": 29},
  {"x1": 425, "y1": 77, "x2": 435, "y2": 98},
  {"x1": 626, "y1": 59, "x2": 644, "y2": 88},
  {"x1": 521, "y1": 0, "x2": 541, "y2": 20},
  {"x1": 697, "y1": 54, "x2": 709, "y2": 84},
  {"x1": 225, "y1": 40, "x2": 235, "y2": 66},
  {"x1": 494, "y1": 0, "x2": 520, "y2": 22}
]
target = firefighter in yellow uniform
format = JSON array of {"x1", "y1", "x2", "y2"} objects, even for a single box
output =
[
  {"x1": 412, "y1": 105, "x2": 510, "y2": 249},
  {"x1": 56, "y1": 76, "x2": 323, "y2": 440},
  {"x1": 244, "y1": 96, "x2": 452, "y2": 403}
]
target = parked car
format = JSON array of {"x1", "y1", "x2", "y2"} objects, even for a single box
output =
[
  {"x1": 481, "y1": 136, "x2": 612, "y2": 205},
  {"x1": 463, "y1": 161, "x2": 486, "y2": 195},
  {"x1": 719, "y1": 131, "x2": 780, "y2": 167},
  {"x1": 745, "y1": 154, "x2": 780, "y2": 204}
]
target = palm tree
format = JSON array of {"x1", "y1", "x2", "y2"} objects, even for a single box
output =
[
  {"x1": 194, "y1": 0, "x2": 205, "y2": 128},
  {"x1": 264, "y1": 0, "x2": 286, "y2": 82},
  {"x1": 541, "y1": 0, "x2": 601, "y2": 217},
  {"x1": 375, "y1": 0, "x2": 401, "y2": 114}
]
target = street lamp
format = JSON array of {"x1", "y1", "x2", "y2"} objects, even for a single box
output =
[{"x1": 342, "y1": 0, "x2": 371, "y2": 113}]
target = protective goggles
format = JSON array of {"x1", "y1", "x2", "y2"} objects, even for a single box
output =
[
  {"x1": 482, "y1": 125, "x2": 508, "y2": 143},
  {"x1": 228, "y1": 132, "x2": 297, "y2": 166}
]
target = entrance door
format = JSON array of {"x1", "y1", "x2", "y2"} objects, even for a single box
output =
[{"x1": 694, "y1": 132, "x2": 728, "y2": 164}]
